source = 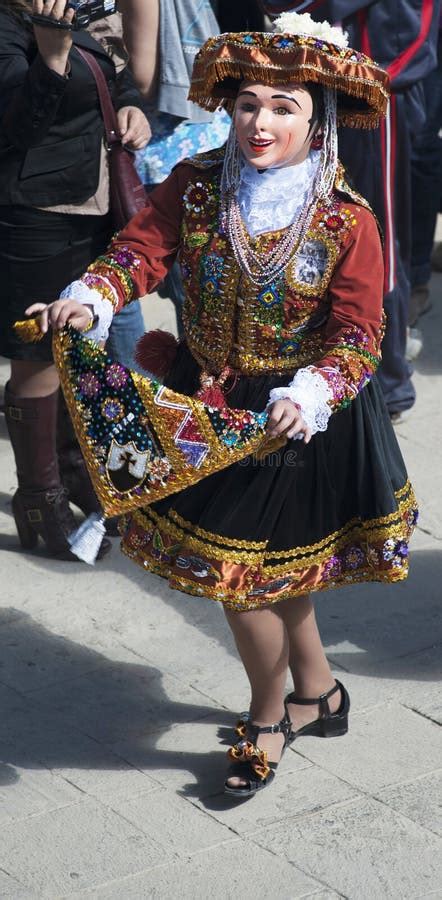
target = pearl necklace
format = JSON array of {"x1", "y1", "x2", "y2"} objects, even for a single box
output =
[{"x1": 222, "y1": 187, "x2": 318, "y2": 287}]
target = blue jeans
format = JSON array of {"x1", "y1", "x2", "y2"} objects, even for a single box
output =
[
  {"x1": 106, "y1": 300, "x2": 145, "y2": 372},
  {"x1": 411, "y1": 36, "x2": 442, "y2": 288}
]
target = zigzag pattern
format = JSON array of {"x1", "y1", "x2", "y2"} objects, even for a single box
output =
[{"x1": 154, "y1": 387, "x2": 210, "y2": 469}]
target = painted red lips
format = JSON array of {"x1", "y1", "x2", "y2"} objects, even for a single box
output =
[{"x1": 248, "y1": 138, "x2": 275, "y2": 153}]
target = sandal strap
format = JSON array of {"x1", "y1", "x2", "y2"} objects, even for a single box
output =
[
  {"x1": 247, "y1": 709, "x2": 292, "y2": 741},
  {"x1": 286, "y1": 681, "x2": 341, "y2": 718}
]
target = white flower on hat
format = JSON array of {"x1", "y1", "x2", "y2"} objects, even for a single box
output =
[{"x1": 273, "y1": 11, "x2": 349, "y2": 49}]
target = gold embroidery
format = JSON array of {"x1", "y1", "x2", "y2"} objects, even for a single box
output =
[
  {"x1": 119, "y1": 481, "x2": 417, "y2": 610},
  {"x1": 169, "y1": 508, "x2": 267, "y2": 550},
  {"x1": 179, "y1": 169, "x2": 362, "y2": 377}
]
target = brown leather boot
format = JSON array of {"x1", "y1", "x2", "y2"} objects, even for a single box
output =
[
  {"x1": 4, "y1": 384, "x2": 110, "y2": 560},
  {"x1": 57, "y1": 391, "x2": 120, "y2": 536}
]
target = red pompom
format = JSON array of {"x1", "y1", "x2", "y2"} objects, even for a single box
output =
[{"x1": 134, "y1": 330, "x2": 179, "y2": 378}]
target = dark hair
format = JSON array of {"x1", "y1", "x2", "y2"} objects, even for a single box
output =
[{"x1": 305, "y1": 82, "x2": 325, "y2": 138}]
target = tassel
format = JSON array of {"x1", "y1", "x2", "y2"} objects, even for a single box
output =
[
  {"x1": 194, "y1": 368, "x2": 234, "y2": 409},
  {"x1": 194, "y1": 379, "x2": 227, "y2": 409},
  {"x1": 68, "y1": 513, "x2": 106, "y2": 565},
  {"x1": 13, "y1": 318, "x2": 44, "y2": 343},
  {"x1": 134, "y1": 330, "x2": 179, "y2": 378}
]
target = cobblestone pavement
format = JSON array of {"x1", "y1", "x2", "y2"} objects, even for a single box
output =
[{"x1": 0, "y1": 279, "x2": 440, "y2": 900}]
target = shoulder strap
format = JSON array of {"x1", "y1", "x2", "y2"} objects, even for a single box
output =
[{"x1": 75, "y1": 46, "x2": 119, "y2": 147}]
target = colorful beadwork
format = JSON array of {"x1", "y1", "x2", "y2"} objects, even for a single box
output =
[
  {"x1": 178, "y1": 164, "x2": 375, "y2": 389},
  {"x1": 53, "y1": 327, "x2": 270, "y2": 517},
  {"x1": 120, "y1": 482, "x2": 418, "y2": 611},
  {"x1": 85, "y1": 244, "x2": 143, "y2": 307}
]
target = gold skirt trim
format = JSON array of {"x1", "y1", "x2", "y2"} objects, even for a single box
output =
[{"x1": 119, "y1": 480, "x2": 417, "y2": 611}]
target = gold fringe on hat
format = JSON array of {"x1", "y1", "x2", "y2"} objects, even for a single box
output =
[{"x1": 189, "y1": 32, "x2": 390, "y2": 129}]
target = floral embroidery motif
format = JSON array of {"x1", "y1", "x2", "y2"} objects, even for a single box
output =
[
  {"x1": 101, "y1": 398, "x2": 125, "y2": 422},
  {"x1": 78, "y1": 372, "x2": 101, "y2": 398},
  {"x1": 105, "y1": 363, "x2": 129, "y2": 390},
  {"x1": 311, "y1": 318, "x2": 382, "y2": 413},
  {"x1": 183, "y1": 180, "x2": 218, "y2": 216},
  {"x1": 222, "y1": 31, "x2": 371, "y2": 64}
]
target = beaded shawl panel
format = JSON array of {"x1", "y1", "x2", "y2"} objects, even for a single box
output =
[{"x1": 52, "y1": 326, "x2": 272, "y2": 516}]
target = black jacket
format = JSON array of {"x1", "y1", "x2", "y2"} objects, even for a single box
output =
[{"x1": 0, "y1": 11, "x2": 144, "y2": 207}]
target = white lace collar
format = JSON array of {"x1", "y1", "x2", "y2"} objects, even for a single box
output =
[{"x1": 237, "y1": 150, "x2": 321, "y2": 237}]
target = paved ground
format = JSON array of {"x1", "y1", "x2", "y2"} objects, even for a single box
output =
[{"x1": 0, "y1": 275, "x2": 441, "y2": 900}]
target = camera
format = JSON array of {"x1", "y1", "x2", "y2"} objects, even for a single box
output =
[{"x1": 31, "y1": 0, "x2": 117, "y2": 31}]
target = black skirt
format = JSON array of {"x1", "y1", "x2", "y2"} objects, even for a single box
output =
[
  {"x1": 0, "y1": 206, "x2": 112, "y2": 361},
  {"x1": 120, "y1": 343, "x2": 418, "y2": 610}
]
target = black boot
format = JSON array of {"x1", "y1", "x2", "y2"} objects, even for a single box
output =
[{"x1": 3, "y1": 384, "x2": 110, "y2": 560}]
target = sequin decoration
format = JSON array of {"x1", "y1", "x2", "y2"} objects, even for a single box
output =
[
  {"x1": 53, "y1": 326, "x2": 270, "y2": 517},
  {"x1": 179, "y1": 166, "x2": 366, "y2": 376},
  {"x1": 120, "y1": 480, "x2": 418, "y2": 610},
  {"x1": 101, "y1": 398, "x2": 125, "y2": 422},
  {"x1": 85, "y1": 243, "x2": 143, "y2": 307},
  {"x1": 105, "y1": 362, "x2": 129, "y2": 389}
]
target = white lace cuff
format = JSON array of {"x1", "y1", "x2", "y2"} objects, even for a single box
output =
[
  {"x1": 60, "y1": 280, "x2": 114, "y2": 343},
  {"x1": 268, "y1": 366, "x2": 334, "y2": 435}
]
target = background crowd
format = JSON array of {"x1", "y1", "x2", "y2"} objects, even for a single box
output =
[{"x1": 0, "y1": 0, "x2": 440, "y2": 561}]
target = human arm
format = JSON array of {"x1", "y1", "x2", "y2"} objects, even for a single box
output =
[
  {"x1": 86, "y1": 19, "x2": 150, "y2": 150},
  {"x1": 118, "y1": 0, "x2": 160, "y2": 100},
  {"x1": 27, "y1": 164, "x2": 187, "y2": 340},
  {"x1": 0, "y1": 2, "x2": 75, "y2": 150},
  {"x1": 268, "y1": 205, "x2": 384, "y2": 435}
]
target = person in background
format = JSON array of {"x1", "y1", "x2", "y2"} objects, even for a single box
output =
[
  {"x1": 260, "y1": 0, "x2": 441, "y2": 424},
  {"x1": 409, "y1": 19, "x2": 442, "y2": 329},
  {"x1": 86, "y1": 10, "x2": 149, "y2": 371},
  {"x1": 214, "y1": 0, "x2": 266, "y2": 31},
  {"x1": 0, "y1": 0, "x2": 149, "y2": 559},
  {"x1": 119, "y1": 0, "x2": 231, "y2": 325}
]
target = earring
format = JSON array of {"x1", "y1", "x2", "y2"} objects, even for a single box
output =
[{"x1": 311, "y1": 133, "x2": 323, "y2": 150}]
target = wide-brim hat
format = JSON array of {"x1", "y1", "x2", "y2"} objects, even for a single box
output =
[{"x1": 188, "y1": 28, "x2": 390, "y2": 129}]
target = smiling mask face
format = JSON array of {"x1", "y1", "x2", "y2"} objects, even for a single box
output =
[{"x1": 234, "y1": 81, "x2": 316, "y2": 170}]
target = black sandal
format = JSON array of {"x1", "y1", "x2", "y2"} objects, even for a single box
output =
[
  {"x1": 224, "y1": 710, "x2": 292, "y2": 799},
  {"x1": 285, "y1": 679, "x2": 350, "y2": 742}
]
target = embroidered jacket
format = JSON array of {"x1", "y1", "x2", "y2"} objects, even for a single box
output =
[{"x1": 76, "y1": 147, "x2": 384, "y2": 422}]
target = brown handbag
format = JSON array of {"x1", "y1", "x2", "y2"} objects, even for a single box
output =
[{"x1": 76, "y1": 47, "x2": 147, "y2": 230}]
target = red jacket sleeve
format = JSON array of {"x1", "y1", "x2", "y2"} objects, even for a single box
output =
[
  {"x1": 80, "y1": 164, "x2": 190, "y2": 312},
  {"x1": 310, "y1": 204, "x2": 384, "y2": 411}
]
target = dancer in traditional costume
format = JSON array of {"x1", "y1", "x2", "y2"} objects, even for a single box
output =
[{"x1": 28, "y1": 12, "x2": 418, "y2": 798}]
